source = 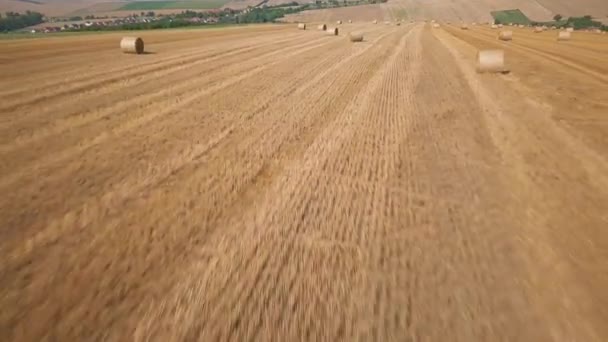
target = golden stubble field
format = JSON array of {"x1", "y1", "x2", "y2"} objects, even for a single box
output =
[{"x1": 0, "y1": 21, "x2": 607, "y2": 341}]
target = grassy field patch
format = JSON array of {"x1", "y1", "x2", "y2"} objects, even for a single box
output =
[
  {"x1": 490, "y1": 9, "x2": 531, "y2": 25},
  {"x1": 120, "y1": 0, "x2": 230, "y2": 11}
]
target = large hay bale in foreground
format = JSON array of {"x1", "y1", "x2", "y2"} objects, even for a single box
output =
[
  {"x1": 326, "y1": 27, "x2": 339, "y2": 36},
  {"x1": 120, "y1": 37, "x2": 144, "y2": 54},
  {"x1": 298, "y1": 23, "x2": 306, "y2": 30},
  {"x1": 498, "y1": 31, "x2": 513, "y2": 41},
  {"x1": 317, "y1": 24, "x2": 327, "y2": 30},
  {"x1": 477, "y1": 50, "x2": 507, "y2": 73},
  {"x1": 557, "y1": 31, "x2": 571, "y2": 41},
  {"x1": 349, "y1": 32, "x2": 363, "y2": 42}
]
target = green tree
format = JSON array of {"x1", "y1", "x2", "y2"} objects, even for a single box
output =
[{"x1": 553, "y1": 14, "x2": 562, "y2": 21}]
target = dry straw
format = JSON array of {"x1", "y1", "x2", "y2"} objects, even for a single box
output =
[
  {"x1": 498, "y1": 31, "x2": 513, "y2": 41},
  {"x1": 476, "y1": 50, "x2": 507, "y2": 73},
  {"x1": 326, "y1": 27, "x2": 339, "y2": 36},
  {"x1": 317, "y1": 24, "x2": 326, "y2": 30},
  {"x1": 120, "y1": 37, "x2": 144, "y2": 54},
  {"x1": 298, "y1": 23, "x2": 306, "y2": 30},
  {"x1": 461, "y1": 24, "x2": 469, "y2": 30},
  {"x1": 557, "y1": 31, "x2": 571, "y2": 41},
  {"x1": 349, "y1": 32, "x2": 364, "y2": 42},
  {"x1": 336, "y1": 20, "x2": 342, "y2": 25}
]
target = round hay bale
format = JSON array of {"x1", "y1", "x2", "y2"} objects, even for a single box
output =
[
  {"x1": 317, "y1": 24, "x2": 327, "y2": 30},
  {"x1": 120, "y1": 37, "x2": 144, "y2": 54},
  {"x1": 349, "y1": 32, "x2": 363, "y2": 42},
  {"x1": 336, "y1": 20, "x2": 342, "y2": 25},
  {"x1": 557, "y1": 31, "x2": 571, "y2": 41},
  {"x1": 373, "y1": 19, "x2": 377, "y2": 24},
  {"x1": 297, "y1": 23, "x2": 306, "y2": 30},
  {"x1": 476, "y1": 49, "x2": 507, "y2": 73},
  {"x1": 566, "y1": 27, "x2": 574, "y2": 32},
  {"x1": 498, "y1": 30, "x2": 513, "y2": 41},
  {"x1": 348, "y1": 19, "x2": 352, "y2": 23},
  {"x1": 384, "y1": 21, "x2": 390, "y2": 25},
  {"x1": 432, "y1": 23, "x2": 440, "y2": 28},
  {"x1": 534, "y1": 26, "x2": 543, "y2": 33},
  {"x1": 396, "y1": 22, "x2": 401, "y2": 26},
  {"x1": 472, "y1": 22, "x2": 477, "y2": 25},
  {"x1": 325, "y1": 27, "x2": 339, "y2": 36},
  {"x1": 461, "y1": 24, "x2": 469, "y2": 30},
  {"x1": 491, "y1": 24, "x2": 498, "y2": 29},
  {"x1": 498, "y1": 24, "x2": 503, "y2": 28},
  {"x1": 518, "y1": 24, "x2": 524, "y2": 28}
]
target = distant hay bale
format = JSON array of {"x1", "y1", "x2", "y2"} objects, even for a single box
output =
[
  {"x1": 551, "y1": 26, "x2": 557, "y2": 30},
  {"x1": 317, "y1": 24, "x2": 327, "y2": 30},
  {"x1": 384, "y1": 21, "x2": 390, "y2": 25},
  {"x1": 349, "y1": 32, "x2": 364, "y2": 42},
  {"x1": 373, "y1": 19, "x2": 377, "y2": 24},
  {"x1": 120, "y1": 37, "x2": 144, "y2": 54},
  {"x1": 336, "y1": 20, "x2": 342, "y2": 25},
  {"x1": 461, "y1": 24, "x2": 468, "y2": 30},
  {"x1": 518, "y1": 24, "x2": 524, "y2": 28},
  {"x1": 557, "y1": 31, "x2": 571, "y2": 41},
  {"x1": 491, "y1": 24, "x2": 498, "y2": 29},
  {"x1": 472, "y1": 22, "x2": 477, "y2": 25},
  {"x1": 566, "y1": 27, "x2": 574, "y2": 32},
  {"x1": 497, "y1": 24, "x2": 503, "y2": 28},
  {"x1": 297, "y1": 23, "x2": 306, "y2": 30},
  {"x1": 542, "y1": 25, "x2": 548, "y2": 31},
  {"x1": 396, "y1": 22, "x2": 401, "y2": 26},
  {"x1": 432, "y1": 23, "x2": 440, "y2": 28},
  {"x1": 326, "y1": 27, "x2": 339, "y2": 36},
  {"x1": 498, "y1": 30, "x2": 513, "y2": 41},
  {"x1": 476, "y1": 49, "x2": 507, "y2": 73},
  {"x1": 534, "y1": 26, "x2": 543, "y2": 33},
  {"x1": 348, "y1": 19, "x2": 352, "y2": 23}
]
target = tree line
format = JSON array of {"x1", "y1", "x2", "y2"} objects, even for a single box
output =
[{"x1": 0, "y1": 11, "x2": 44, "y2": 32}]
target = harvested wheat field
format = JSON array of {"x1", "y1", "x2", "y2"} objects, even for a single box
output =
[{"x1": 1, "y1": 21, "x2": 608, "y2": 341}]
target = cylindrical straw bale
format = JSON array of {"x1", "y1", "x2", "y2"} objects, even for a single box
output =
[
  {"x1": 317, "y1": 24, "x2": 327, "y2": 30},
  {"x1": 557, "y1": 31, "x2": 571, "y2": 41},
  {"x1": 325, "y1": 27, "x2": 339, "y2": 36},
  {"x1": 476, "y1": 49, "x2": 507, "y2": 73},
  {"x1": 534, "y1": 26, "x2": 543, "y2": 33},
  {"x1": 498, "y1": 30, "x2": 513, "y2": 41},
  {"x1": 120, "y1": 37, "x2": 144, "y2": 54},
  {"x1": 349, "y1": 32, "x2": 363, "y2": 42},
  {"x1": 461, "y1": 24, "x2": 468, "y2": 30},
  {"x1": 336, "y1": 20, "x2": 342, "y2": 25},
  {"x1": 298, "y1": 23, "x2": 306, "y2": 30}
]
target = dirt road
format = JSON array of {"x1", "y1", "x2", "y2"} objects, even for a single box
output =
[{"x1": 1, "y1": 23, "x2": 607, "y2": 341}]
